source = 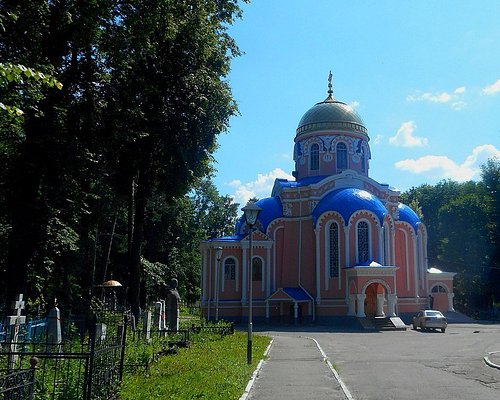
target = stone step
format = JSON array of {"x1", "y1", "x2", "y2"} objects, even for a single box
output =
[{"x1": 359, "y1": 316, "x2": 407, "y2": 331}]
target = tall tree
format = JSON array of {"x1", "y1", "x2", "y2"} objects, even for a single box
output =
[
  {"x1": 104, "y1": 0, "x2": 242, "y2": 316},
  {"x1": 1, "y1": 0, "x2": 245, "y2": 315},
  {"x1": 401, "y1": 159, "x2": 499, "y2": 314}
]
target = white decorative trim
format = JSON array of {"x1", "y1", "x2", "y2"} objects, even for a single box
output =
[{"x1": 361, "y1": 278, "x2": 393, "y2": 295}]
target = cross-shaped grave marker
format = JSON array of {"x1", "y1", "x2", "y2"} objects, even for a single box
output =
[{"x1": 7, "y1": 293, "x2": 27, "y2": 370}]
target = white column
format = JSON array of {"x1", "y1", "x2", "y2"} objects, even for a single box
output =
[
  {"x1": 344, "y1": 227, "x2": 350, "y2": 267},
  {"x1": 376, "y1": 294, "x2": 385, "y2": 317},
  {"x1": 347, "y1": 295, "x2": 356, "y2": 316},
  {"x1": 447, "y1": 293, "x2": 455, "y2": 312},
  {"x1": 377, "y1": 225, "x2": 383, "y2": 264},
  {"x1": 215, "y1": 255, "x2": 219, "y2": 321},
  {"x1": 413, "y1": 237, "x2": 419, "y2": 296},
  {"x1": 356, "y1": 294, "x2": 366, "y2": 317},
  {"x1": 241, "y1": 247, "x2": 248, "y2": 304},
  {"x1": 266, "y1": 247, "x2": 271, "y2": 297},
  {"x1": 201, "y1": 248, "x2": 207, "y2": 301},
  {"x1": 207, "y1": 248, "x2": 212, "y2": 320},
  {"x1": 390, "y1": 226, "x2": 396, "y2": 266},
  {"x1": 387, "y1": 294, "x2": 397, "y2": 317},
  {"x1": 315, "y1": 227, "x2": 321, "y2": 302},
  {"x1": 294, "y1": 302, "x2": 299, "y2": 322}
]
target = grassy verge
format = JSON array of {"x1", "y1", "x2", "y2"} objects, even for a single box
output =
[{"x1": 120, "y1": 330, "x2": 271, "y2": 400}]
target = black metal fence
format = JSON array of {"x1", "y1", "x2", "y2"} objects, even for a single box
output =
[
  {"x1": 0, "y1": 311, "x2": 126, "y2": 400},
  {"x1": 1, "y1": 303, "x2": 234, "y2": 399},
  {"x1": 0, "y1": 366, "x2": 36, "y2": 399}
]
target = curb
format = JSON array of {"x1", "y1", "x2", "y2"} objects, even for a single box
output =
[
  {"x1": 484, "y1": 351, "x2": 500, "y2": 370},
  {"x1": 239, "y1": 338, "x2": 274, "y2": 400},
  {"x1": 307, "y1": 337, "x2": 355, "y2": 400}
]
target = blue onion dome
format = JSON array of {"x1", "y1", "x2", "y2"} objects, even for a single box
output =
[
  {"x1": 312, "y1": 188, "x2": 387, "y2": 226},
  {"x1": 397, "y1": 203, "x2": 421, "y2": 233},
  {"x1": 235, "y1": 197, "x2": 283, "y2": 235}
]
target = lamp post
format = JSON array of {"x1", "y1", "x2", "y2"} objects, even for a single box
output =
[
  {"x1": 241, "y1": 201, "x2": 262, "y2": 365},
  {"x1": 214, "y1": 246, "x2": 223, "y2": 321}
]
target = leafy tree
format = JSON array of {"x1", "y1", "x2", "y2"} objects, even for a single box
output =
[
  {"x1": 0, "y1": 0, "x2": 245, "y2": 318},
  {"x1": 103, "y1": 0, "x2": 242, "y2": 316},
  {"x1": 401, "y1": 159, "x2": 499, "y2": 315},
  {"x1": 141, "y1": 178, "x2": 239, "y2": 304},
  {"x1": 480, "y1": 158, "x2": 500, "y2": 303}
]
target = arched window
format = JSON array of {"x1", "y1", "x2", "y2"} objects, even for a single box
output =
[
  {"x1": 310, "y1": 143, "x2": 319, "y2": 170},
  {"x1": 431, "y1": 285, "x2": 447, "y2": 293},
  {"x1": 361, "y1": 150, "x2": 366, "y2": 174},
  {"x1": 329, "y1": 223, "x2": 339, "y2": 278},
  {"x1": 357, "y1": 221, "x2": 370, "y2": 264},
  {"x1": 224, "y1": 258, "x2": 236, "y2": 280},
  {"x1": 252, "y1": 258, "x2": 262, "y2": 281},
  {"x1": 336, "y1": 142, "x2": 347, "y2": 171}
]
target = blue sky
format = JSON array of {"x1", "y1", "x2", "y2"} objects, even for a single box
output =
[{"x1": 212, "y1": 0, "x2": 500, "y2": 206}]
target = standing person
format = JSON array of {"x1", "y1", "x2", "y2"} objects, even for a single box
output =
[{"x1": 429, "y1": 294, "x2": 434, "y2": 309}]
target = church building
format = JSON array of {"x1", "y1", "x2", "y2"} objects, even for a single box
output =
[{"x1": 200, "y1": 75, "x2": 456, "y2": 324}]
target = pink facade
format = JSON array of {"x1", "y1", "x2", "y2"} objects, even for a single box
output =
[{"x1": 201, "y1": 80, "x2": 455, "y2": 323}]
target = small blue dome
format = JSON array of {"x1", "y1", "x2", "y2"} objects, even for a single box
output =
[
  {"x1": 235, "y1": 197, "x2": 283, "y2": 235},
  {"x1": 312, "y1": 188, "x2": 387, "y2": 226},
  {"x1": 397, "y1": 203, "x2": 421, "y2": 233}
]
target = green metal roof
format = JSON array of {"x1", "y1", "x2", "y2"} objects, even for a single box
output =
[{"x1": 296, "y1": 96, "x2": 367, "y2": 136}]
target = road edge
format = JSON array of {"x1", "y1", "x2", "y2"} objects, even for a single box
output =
[
  {"x1": 239, "y1": 338, "x2": 274, "y2": 400},
  {"x1": 484, "y1": 351, "x2": 500, "y2": 370},
  {"x1": 308, "y1": 337, "x2": 355, "y2": 400}
]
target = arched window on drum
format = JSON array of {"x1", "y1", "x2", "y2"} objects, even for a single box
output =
[
  {"x1": 310, "y1": 143, "x2": 320, "y2": 171},
  {"x1": 336, "y1": 142, "x2": 347, "y2": 171}
]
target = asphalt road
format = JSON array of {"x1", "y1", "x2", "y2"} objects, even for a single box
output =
[{"x1": 252, "y1": 323, "x2": 500, "y2": 400}]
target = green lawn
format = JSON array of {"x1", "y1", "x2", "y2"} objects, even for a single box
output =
[{"x1": 120, "y1": 331, "x2": 271, "y2": 400}]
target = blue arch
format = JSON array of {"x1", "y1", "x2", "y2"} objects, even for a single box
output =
[{"x1": 312, "y1": 188, "x2": 387, "y2": 226}]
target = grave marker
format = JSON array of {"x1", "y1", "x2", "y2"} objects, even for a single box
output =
[
  {"x1": 7, "y1": 294, "x2": 27, "y2": 370},
  {"x1": 47, "y1": 300, "x2": 62, "y2": 352}
]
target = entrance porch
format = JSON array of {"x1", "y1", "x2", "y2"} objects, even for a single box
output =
[{"x1": 345, "y1": 264, "x2": 398, "y2": 318}]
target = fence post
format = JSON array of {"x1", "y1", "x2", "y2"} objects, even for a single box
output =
[
  {"x1": 29, "y1": 357, "x2": 38, "y2": 400},
  {"x1": 84, "y1": 318, "x2": 96, "y2": 400},
  {"x1": 118, "y1": 316, "x2": 127, "y2": 382}
]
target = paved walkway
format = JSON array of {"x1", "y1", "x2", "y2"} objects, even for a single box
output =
[{"x1": 247, "y1": 335, "x2": 348, "y2": 400}]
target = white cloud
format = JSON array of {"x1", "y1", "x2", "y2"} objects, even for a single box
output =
[
  {"x1": 406, "y1": 91, "x2": 451, "y2": 103},
  {"x1": 228, "y1": 168, "x2": 294, "y2": 205},
  {"x1": 394, "y1": 144, "x2": 500, "y2": 181},
  {"x1": 406, "y1": 86, "x2": 467, "y2": 110},
  {"x1": 451, "y1": 101, "x2": 466, "y2": 110},
  {"x1": 482, "y1": 79, "x2": 500, "y2": 95},
  {"x1": 345, "y1": 101, "x2": 360, "y2": 112},
  {"x1": 389, "y1": 121, "x2": 428, "y2": 147},
  {"x1": 373, "y1": 134, "x2": 384, "y2": 145}
]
